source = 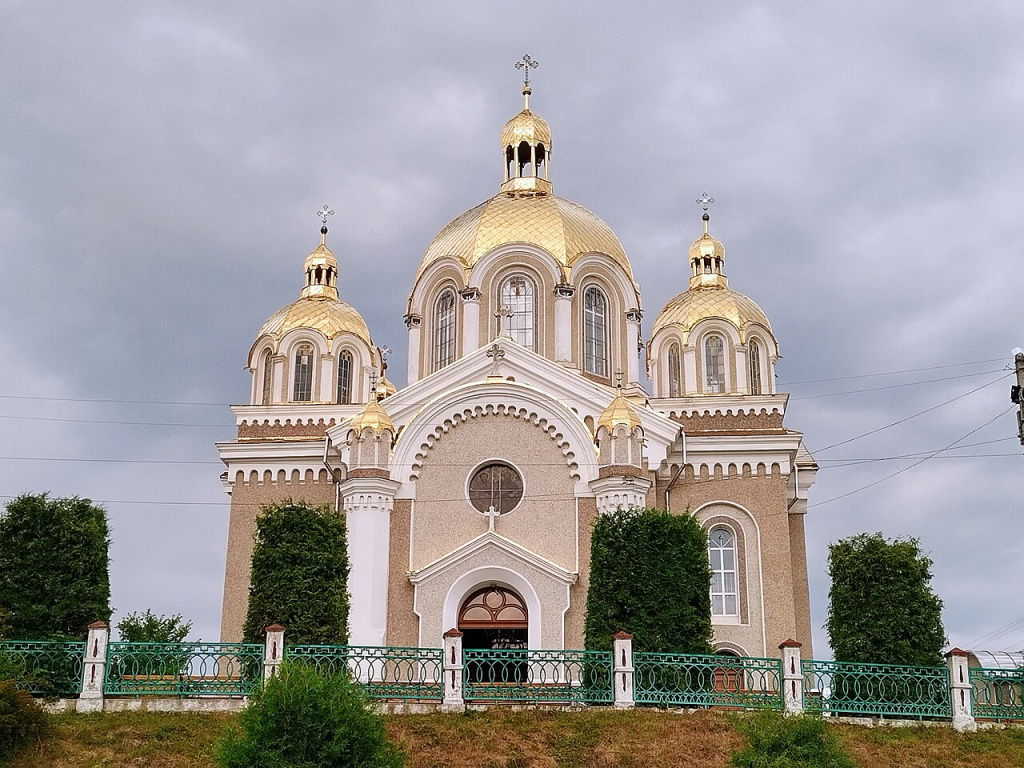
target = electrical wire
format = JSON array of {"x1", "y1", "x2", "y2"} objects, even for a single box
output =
[
  {"x1": 779, "y1": 358, "x2": 1007, "y2": 386},
  {"x1": 789, "y1": 369, "x2": 1005, "y2": 400}
]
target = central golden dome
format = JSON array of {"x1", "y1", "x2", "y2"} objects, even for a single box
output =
[{"x1": 415, "y1": 192, "x2": 632, "y2": 281}]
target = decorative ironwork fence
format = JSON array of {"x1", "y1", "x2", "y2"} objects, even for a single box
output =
[
  {"x1": 288, "y1": 645, "x2": 443, "y2": 701},
  {"x1": 970, "y1": 667, "x2": 1024, "y2": 721},
  {"x1": 103, "y1": 642, "x2": 262, "y2": 697},
  {"x1": 462, "y1": 649, "x2": 613, "y2": 704},
  {"x1": 0, "y1": 640, "x2": 86, "y2": 697},
  {"x1": 802, "y1": 659, "x2": 951, "y2": 719},
  {"x1": 634, "y1": 652, "x2": 783, "y2": 709}
]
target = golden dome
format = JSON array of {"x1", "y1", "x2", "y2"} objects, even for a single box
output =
[
  {"x1": 257, "y1": 296, "x2": 372, "y2": 346},
  {"x1": 651, "y1": 287, "x2": 772, "y2": 338},
  {"x1": 596, "y1": 389, "x2": 643, "y2": 432},
  {"x1": 500, "y1": 108, "x2": 551, "y2": 150},
  {"x1": 348, "y1": 398, "x2": 394, "y2": 436},
  {"x1": 415, "y1": 192, "x2": 633, "y2": 282},
  {"x1": 689, "y1": 231, "x2": 725, "y2": 263}
]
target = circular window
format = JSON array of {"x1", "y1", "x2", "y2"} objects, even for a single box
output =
[{"x1": 468, "y1": 462, "x2": 523, "y2": 515}]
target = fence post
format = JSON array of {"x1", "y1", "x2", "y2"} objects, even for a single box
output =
[
  {"x1": 612, "y1": 631, "x2": 634, "y2": 710},
  {"x1": 441, "y1": 628, "x2": 465, "y2": 713},
  {"x1": 77, "y1": 621, "x2": 109, "y2": 713},
  {"x1": 779, "y1": 639, "x2": 803, "y2": 715},
  {"x1": 264, "y1": 624, "x2": 285, "y2": 682},
  {"x1": 946, "y1": 647, "x2": 976, "y2": 732}
]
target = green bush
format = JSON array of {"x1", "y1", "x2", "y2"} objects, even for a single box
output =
[
  {"x1": 584, "y1": 507, "x2": 712, "y2": 653},
  {"x1": 0, "y1": 679, "x2": 47, "y2": 760},
  {"x1": 730, "y1": 710, "x2": 854, "y2": 768},
  {"x1": 217, "y1": 662, "x2": 404, "y2": 768},
  {"x1": 116, "y1": 609, "x2": 192, "y2": 643}
]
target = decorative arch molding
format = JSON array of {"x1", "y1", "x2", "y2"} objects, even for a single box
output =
[
  {"x1": 468, "y1": 243, "x2": 563, "y2": 289},
  {"x1": 441, "y1": 566, "x2": 543, "y2": 650},
  {"x1": 568, "y1": 253, "x2": 641, "y2": 309},
  {"x1": 712, "y1": 640, "x2": 750, "y2": 657},
  {"x1": 406, "y1": 258, "x2": 468, "y2": 318},
  {"x1": 391, "y1": 380, "x2": 599, "y2": 497},
  {"x1": 246, "y1": 335, "x2": 278, "y2": 371}
]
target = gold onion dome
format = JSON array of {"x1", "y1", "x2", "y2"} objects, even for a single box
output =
[
  {"x1": 348, "y1": 397, "x2": 394, "y2": 436},
  {"x1": 651, "y1": 213, "x2": 771, "y2": 338},
  {"x1": 251, "y1": 228, "x2": 373, "y2": 360},
  {"x1": 596, "y1": 387, "x2": 643, "y2": 432},
  {"x1": 500, "y1": 107, "x2": 551, "y2": 149}
]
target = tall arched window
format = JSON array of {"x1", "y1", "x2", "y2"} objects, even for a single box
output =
[
  {"x1": 709, "y1": 528, "x2": 738, "y2": 616},
  {"x1": 704, "y1": 334, "x2": 725, "y2": 393},
  {"x1": 583, "y1": 286, "x2": 608, "y2": 377},
  {"x1": 500, "y1": 274, "x2": 535, "y2": 349},
  {"x1": 293, "y1": 344, "x2": 314, "y2": 402},
  {"x1": 668, "y1": 342, "x2": 681, "y2": 398},
  {"x1": 260, "y1": 350, "x2": 273, "y2": 405},
  {"x1": 748, "y1": 340, "x2": 762, "y2": 395},
  {"x1": 433, "y1": 289, "x2": 456, "y2": 372},
  {"x1": 336, "y1": 350, "x2": 353, "y2": 404}
]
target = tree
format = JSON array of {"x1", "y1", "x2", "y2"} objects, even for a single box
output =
[
  {"x1": 242, "y1": 501, "x2": 350, "y2": 645},
  {"x1": 584, "y1": 507, "x2": 713, "y2": 654},
  {"x1": 0, "y1": 494, "x2": 111, "y2": 639},
  {"x1": 827, "y1": 533, "x2": 946, "y2": 667},
  {"x1": 116, "y1": 610, "x2": 192, "y2": 643}
]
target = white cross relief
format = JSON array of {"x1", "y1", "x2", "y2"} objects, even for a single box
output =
[
  {"x1": 494, "y1": 305, "x2": 514, "y2": 340},
  {"x1": 484, "y1": 505, "x2": 500, "y2": 532},
  {"x1": 486, "y1": 342, "x2": 505, "y2": 378}
]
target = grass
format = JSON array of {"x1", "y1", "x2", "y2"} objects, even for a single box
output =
[{"x1": 8, "y1": 709, "x2": 1024, "y2": 768}]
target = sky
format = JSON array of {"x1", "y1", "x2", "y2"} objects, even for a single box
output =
[{"x1": 1, "y1": 1, "x2": 1021, "y2": 654}]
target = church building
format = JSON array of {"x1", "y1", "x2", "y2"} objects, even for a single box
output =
[{"x1": 217, "y1": 66, "x2": 817, "y2": 658}]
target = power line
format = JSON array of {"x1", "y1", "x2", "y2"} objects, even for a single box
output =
[
  {"x1": 779, "y1": 358, "x2": 1007, "y2": 386},
  {"x1": 0, "y1": 414, "x2": 230, "y2": 428},
  {"x1": 789, "y1": 369, "x2": 1005, "y2": 400},
  {"x1": 0, "y1": 456, "x2": 221, "y2": 465}
]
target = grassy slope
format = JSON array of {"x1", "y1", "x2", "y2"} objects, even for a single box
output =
[{"x1": 9, "y1": 709, "x2": 1024, "y2": 768}]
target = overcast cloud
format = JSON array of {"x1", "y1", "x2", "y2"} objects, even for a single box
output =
[{"x1": 1, "y1": 1, "x2": 1021, "y2": 654}]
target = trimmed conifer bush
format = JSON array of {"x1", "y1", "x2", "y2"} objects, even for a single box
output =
[{"x1": 217, "y1": 662, "x2": 404, "y2": 768}]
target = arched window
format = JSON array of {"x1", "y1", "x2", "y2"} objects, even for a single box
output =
[
  {"x1": 668, "y1": 342, "x2": 681, "y2": 398},
  {"x1": 704, "y1": 334, "x2": 725, "y2": 393},
  {"x1": 433, "y1": 289, "x2": 456, "y2": 372},
  {"x1": 583, "y1": 286, "x2": 608, "y2": 377},
  {"x1": 709, "y1": 528, "x2": 738, "y2": 616},
  {"x1": 260, "y1": 350, "x2": 273, "y2": 405},
  {"x1": 336, "y1": 350, "x2": 353, "y2": 404},
  {"x1": 468, "y1": 462, "x2": 524, "y2": 515},
  {"x1": 293, "y1": 344, "x2": 314, "y2": 402},
  {"x1": 749, "y1": 340, "x2": 762, "y2": 395},
  {"x1": 500, "y1": 274, "x2": 535, "y2": 349}
]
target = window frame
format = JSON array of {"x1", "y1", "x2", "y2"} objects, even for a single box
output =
[
  {"x1": 583, "y1": 285, "x2": 608, "y2": 378},
  {"x1": 704, "y1": 333, "x2": 726, "y2": 393},
  {"x1": 336, "y1": 349, "x2": 354, "y2": 404},
  {"x1": 748, "y1": 339, "x2": 763, "y2": 395},
  {"x1": 498, "y1": 272, "x2": 537, "y2": 350},
  {"x1": 708, "y1": 525, "x2": 739, "y2": 619},
  {"x1": 432, "y1": 288, "x2": 457, "y2": 372},
  {"x1": 292, "y1": 343, "x2": 314, "y2": 402},
  {"x1": 667, "y1": 341, "x2": 682, "y2": 398}
]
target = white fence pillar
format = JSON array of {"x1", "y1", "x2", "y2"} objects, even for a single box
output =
[
  {"x1": 779, "y1": 639, "x2": 803, "y2": 715},
  {"x1": 441, "y1": 628, "x2": 465, "y2": 713},
  {"x1": 264, "y1": 623, "x2": 285, "y2": 682},
  {"x1": 612, "y1": 631, "x2": 634, "y2": 709},
  {"x1": 77, "y1": 621, "x2": 109, "y2": 713},
  {"x1": 946, "y1": 647, "x2": 976, "y2": 732}
]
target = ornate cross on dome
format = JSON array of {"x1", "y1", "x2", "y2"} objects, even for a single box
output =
[
  {"x1": 615, "y1": 369, "x2": 624, "y2": 390},
  {"x1": 317, "y1": 205, "x2": 334, "y2": 244},
  {"x1": 368, "y1": 369, "x2": 379, "y2": 398},
  {"x1": 515, "y1": 54, "x2": 539, "y2": 87},
  {"x1": 696, "y1": 192, "x2": 715, "y2": 212}
]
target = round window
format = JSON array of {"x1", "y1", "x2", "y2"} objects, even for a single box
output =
[{"x1": 468, "y1": 462, "x2": 523, "y2": 515}]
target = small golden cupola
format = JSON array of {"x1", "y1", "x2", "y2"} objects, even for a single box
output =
[
  {"x1": 302, "y1": 222, "x2": 340, "y2": 299},
  {"x1": 596, "y1": 385, "x2": 643, "y2": 434},
  {"x1": 500, "y1": 55, "x2": 551, "y2": 196},
  {"x1": 595, "y1": 380, "x2": 645, "y2": 470},
  {"x1": 689, "y1": 210, "x2": 728, "y2": 290}
]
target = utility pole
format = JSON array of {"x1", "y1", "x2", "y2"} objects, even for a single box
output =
[{"x1": 1013, "y1": 348, "x2": 1024, "y2": 446}]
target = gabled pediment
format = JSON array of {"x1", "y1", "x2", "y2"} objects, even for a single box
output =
[{"x1": 408, "y1": 530, "x2": 577, "y2": 587}]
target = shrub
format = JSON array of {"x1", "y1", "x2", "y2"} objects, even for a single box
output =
[
  {"x1": 0, "y1": 679, "x2": 47, "y2": 761},
  {"x1": 730, "y1": 710, "x2": 854, "y2": 768},
  {"x1": 116, "y1": 610, "x2": 192, "y2": 643},
  {"x1": 584, "y1": 507, "x2": 712, "y2": 653},
  {"x1": 217, "y1": 662, "x2": 404, "y2": 768},
  {"x1": 242, "y1": 502, "x2": 350, "y2": 645}
]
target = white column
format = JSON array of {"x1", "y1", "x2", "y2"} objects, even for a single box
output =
[
  {"x1": 625, "y1": 309, "x2": 642, "y2": 386},
  {"x1": 341, "y1": 476, "x2": 401, "y2": 647},
  {"x1": 554, "y1": 285, "x2": 575, "y2": 363},
  {"x1": 735, "y1": 344, "x2": 749, "y2": 394},
  {"x1": 946, "y1": 648, "x2": 977, "y2": 732},
  {"x1": 441, "y1": 628, "x2": 465, "y2": 712},
  {"x1": 779, "y1": 639, "x2": 803, "y2": 715},
  {"x1": 404, "y1": 314, "x2": 421, "y2": 385},
  {"x1": 264, "y1": 624, "x2": 285, "y2": 682},
  {"x1": 319, "y1": 354, "x2": 335, "y2": 402},
  {"x1": 683, "y1": 346, "x2": 698, "y2": 395},
  {"x1": 460, "y1": 288, "x2": 481, "y2": 356},
  {"x1": 77, "y1": 621, "x2": 109, "y2": 713},
  {"x1": 612, "y1": 631, "x2": 634, "y2": 709}
]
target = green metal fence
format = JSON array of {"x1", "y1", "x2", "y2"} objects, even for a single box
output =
[
  {"x1": 0, "y1": 640, "x2": 86, "y2": 697},
  {"x1": 802, "y1": 659, "x2": 951, "y2": 719},
  {"x1": 462, "y1": 649, "x2": 613, "y2": 704},
  {"x1": 634, "y1": 652, "x2": 783, "y2": 709},
  {"x1": 288, "y1": 645, "x2": 443, "y2": 701},
  {"x1": 103, "y1": 642, "x2": 262, "y2": 697},
  {"x1": 969, "y1": 667, "x2": 1024, "y2": 721}
]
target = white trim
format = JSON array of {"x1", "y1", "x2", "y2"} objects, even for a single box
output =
[
  {"x1": 409, "y1": 530, "x2": 577, "y2": 587},
  {"x1": 440, "y1": 566, "x2": 543, "y2": 650}
]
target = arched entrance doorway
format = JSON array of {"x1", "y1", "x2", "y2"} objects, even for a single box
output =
[{"x1": 458, "y1": 585, "x2": 528, "y2": 651}]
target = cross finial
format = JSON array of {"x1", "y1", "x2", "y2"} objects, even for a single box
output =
[
  {"x1": 515, "y1": 54, "x2": 538, "y2": 109},
  {"x1": 379, "y1": 345, "x2": 391, "y2": 372},
  {"x1": 615, "y1": 369, "x2": 624, "y2": 390},
  {"x1": 696, "y1": 192, "x2": 714, "y2": 212},
  {"x1": 494, "y1": 305, "x2": 514, "y2": 339},
  {"x1": 486, "y1": 342, "x2": 506, "y2": 378},
  {"x1": 369, "y1": 369, "x2": 379, "y2": 393},
  {"x1": 317, "y1": 204, "x2": 334, "y2": 244}
]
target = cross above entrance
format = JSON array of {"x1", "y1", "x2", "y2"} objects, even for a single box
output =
[{"x1": 484, "y1": 505, "x2": 500, "y2": 532}]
